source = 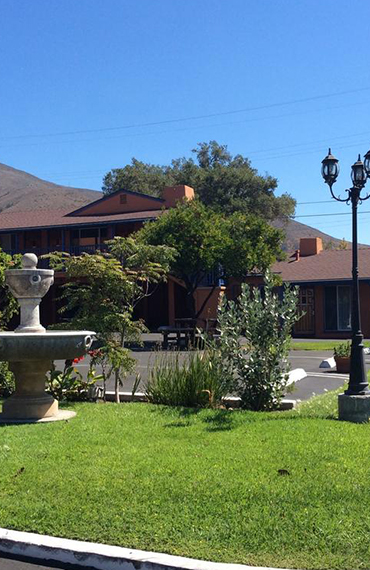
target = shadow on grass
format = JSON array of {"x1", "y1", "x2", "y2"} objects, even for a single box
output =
[
  {"x1": 202, "y1": 410, "x2": 234, "y2": 432},
  {"x1": 150, "y1": 401, "x2": 341, "y2": 430},
  {"x1": 163, "y1": 409, "x2": 236, "y2": 431}
]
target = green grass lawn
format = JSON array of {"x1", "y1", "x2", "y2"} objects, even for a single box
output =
[
  {"x1": 291, "y1": 340, "x2": 370, "y2": 351},
  {"x1": 2, "y1": 389, "x2": 370, "y2": 570}
]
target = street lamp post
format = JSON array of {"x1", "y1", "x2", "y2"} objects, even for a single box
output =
[{"x1": 321, "y1": 148, "x2": 370, "y2": 422}]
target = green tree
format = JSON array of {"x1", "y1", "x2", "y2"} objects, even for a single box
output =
[
  {"x1": 102, "y1": 141, "x2": 295, "y2": 220},
  {"x1": 0, "y1": 249, "x2": 21, "y2": 397},
  {"x1": 137, "y1": 199, "x2": 284, "y2": 319},
  {"x1": 0, "y1": 250, "x2": 20, "y2": 328},
  {"x1": 48, "y1": 237, "x2": 175, "y2": 402}
]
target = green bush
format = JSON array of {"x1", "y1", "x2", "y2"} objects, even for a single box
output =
[
  {"x1": 145, "y1": 350, "x2": 229, "y2": 408},
  {"x1": 333, "y1": 341, "x2": 351, "y2": 358},
  {"x1": 0, "y1": 361, "x2": 15, "y2": 398},
  {"x1": 216, "y1": 270, "x2": 300, "y2": 411}
]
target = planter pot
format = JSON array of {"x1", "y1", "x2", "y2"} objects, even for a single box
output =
[{"x1": 335, "y1": 356, "x2": 351, "y2": 374}]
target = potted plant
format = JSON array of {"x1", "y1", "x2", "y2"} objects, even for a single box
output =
[{"x1": 334, "y1": 341, "x2": 351, "y2": 373}]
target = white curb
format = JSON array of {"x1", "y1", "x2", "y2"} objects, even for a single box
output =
[
  {"x1": 286, "y1": 368, "x2": 307, "y2": 385},
  {"x1": 0, "y1": 527, "x2": 291, "y2": 570},
  {"x1": 319, "y1": 357, "x2": 336, "y2": 369},
  {"x1": 104, "y1": 392, "x2": 297, "y2": 410}
]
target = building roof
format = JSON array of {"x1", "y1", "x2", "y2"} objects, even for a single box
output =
[
  {"x1": 273, "y1": 249, "x2": 370, "y2": 283},
  {"x1": 0, "y1": 209, "x2": 162, "y2": 233}
]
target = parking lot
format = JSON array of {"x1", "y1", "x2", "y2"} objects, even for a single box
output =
[{"x1": 55, "y1": 336, "x2": 370, "y2": 401}]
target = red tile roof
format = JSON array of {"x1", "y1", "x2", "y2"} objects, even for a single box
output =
[
  {"x1": 0, "y1": 209, "x2": 162, "y2": 232},
  {"x1": 273, "y1": 249, "x2": 370, "y2": 282}
]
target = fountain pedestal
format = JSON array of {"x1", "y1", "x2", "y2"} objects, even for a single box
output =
[
  {"x1": 0, "y1": 254, "x2": 95, "y2": 424},
  {"x1": 2, "y1": 360, "x2": 56, "y2": 419}
]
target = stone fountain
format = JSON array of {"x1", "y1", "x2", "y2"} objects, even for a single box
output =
[{"x1": 0, "y1": 253, "x2": 95, "y2": 423}]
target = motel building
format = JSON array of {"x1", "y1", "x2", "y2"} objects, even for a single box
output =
[
  {"x1": 0, "y1": 183, "x2": 369, "y2": 339},
  {"x1": 0, "y1": 185, "x2": 222, "y2": 330},
  {"x1": 272, "y1": 238, "x2": 370, "y2": 339}
]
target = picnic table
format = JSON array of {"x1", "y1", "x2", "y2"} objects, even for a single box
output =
[
  {"x1": 158, "y1": 318, "x2": 218, "y2": 349},
  {"x1": 157, "y1": 325, "x2": 194, "y2": 349}
]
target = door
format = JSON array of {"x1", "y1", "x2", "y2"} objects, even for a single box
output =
[{"x1": 294, "y1": 287, "x2": 315, "y2": 334}]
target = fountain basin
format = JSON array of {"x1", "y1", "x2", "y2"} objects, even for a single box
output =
[
  {"x1": 0, "y1": 331, "x2": 95, "y2": 361},
  {"x1": 0, "y1": 253, "x2": 97, "y2": 423},
  {"x1": 0, "y1": 331, "x2": 95, "y2": 422}
]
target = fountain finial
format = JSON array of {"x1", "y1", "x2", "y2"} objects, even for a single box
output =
[{"x1": 21, "y1": 253, "x2": 38, "y2": 269}]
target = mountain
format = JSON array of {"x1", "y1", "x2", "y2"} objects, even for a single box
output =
[
  {"x1": 272, "y1": 217, "x2": 369, "y2": 251},
  {"x1": 0, "y1": 163, "x2": 101, "y2": 213}
]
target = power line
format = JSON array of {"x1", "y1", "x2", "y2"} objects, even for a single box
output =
[
  {"x1": 294, "y1": 210, "x2": 370, "y2": 219},
  {"x1": 32, "y1": 126, "x2": 370, "y2": 180},
  {"x1": 1, "y1": 100, "x2": 369, "y2": 152},
  {"x1": 1, "y1": 86, "x2": 369, "y2": 141},
  {"x1": 297, "y1": 200, "x2": 336, "y2": 205}
]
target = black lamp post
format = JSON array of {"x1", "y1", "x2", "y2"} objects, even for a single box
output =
[{"x1": 321, "y1": 148, "x2": 370, "y2": 395}]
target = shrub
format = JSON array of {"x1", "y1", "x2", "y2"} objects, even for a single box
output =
[
  {"x1": 0, "y1": 361, "x2": 15, "y2": 398},
  {"x1": 145, "y1": 350, "x2": 229, "y2": 408},
  {"x1": 333, "y1": 341, "x2": 351, "y2": 358},
  {"x1": 217, "y1": 270, "x2": 300, "y2": 411}
]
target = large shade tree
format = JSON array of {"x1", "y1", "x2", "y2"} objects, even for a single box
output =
[
  {"x1": 102, "y1": 141, "x2": 295, "y2": 220},
  {"x1": 136, "y1": 199, "x2": 284, "y2": 319}
]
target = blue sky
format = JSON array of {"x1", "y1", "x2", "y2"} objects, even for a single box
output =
[{"x1": 1, "y1": 0, "x2": 370, "y2": 243}]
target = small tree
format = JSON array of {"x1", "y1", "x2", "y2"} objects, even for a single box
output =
[
  {"x1": 216, "y1": 271, "x2": 300, "y2": 411},
  {"x1": 337, "y1": 238, "x2": 348, "y2": 250},
  {"x1": 137, "y1": 199, "x2": 284, "y2": 319},
  {"x1": 48, "y1": 237, "x2": 175, "y2": 402},
  {"x1": 0, "y1": 249, "x2": 20, "y2": 328},
  {"x1": 0, "y1": 249, "x2": 21, "y2": 397}
]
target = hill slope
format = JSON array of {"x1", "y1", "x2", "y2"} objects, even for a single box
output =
[
  {"x1": 272, "y1": 218, "x2": 349, "y2": 251},
  {"x1": 0, "y1": 163, "x2": 101, "y2": 213}
]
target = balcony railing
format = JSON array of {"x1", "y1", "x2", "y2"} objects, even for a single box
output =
[
  {"x1": 4, "y1": 244, "x2": 223, "y2": 286},
  {"x1": 4, "y1": 244, "x2": 109, "y2": 268}
]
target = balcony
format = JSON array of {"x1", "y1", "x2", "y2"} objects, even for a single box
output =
[{"x1": 4, "y1": 244, "x2": 109, "y2": 268}]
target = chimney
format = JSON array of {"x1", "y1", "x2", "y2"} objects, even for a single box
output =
[
  {"x1": 295, "y1": 249, "x2": 300, "y2": 261},
  {"x1": 299, "y1": 237, "x2": 323, "y2": 257},
  {"x1": 162, "y1": 185, "x2": 195, "y2": 208}
]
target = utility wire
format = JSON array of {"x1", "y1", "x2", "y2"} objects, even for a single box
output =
[
  {"x1": 0, "y1": 100, "x2": 368, "y2": 152},
  {"x1": 1, "y1": 86, "x2": 369, "y2": 141},
  {"x1": 31, "y1": 126, "x2": 370, "y2": 180},
  {"x1": 297, "y1": 200, "x2": 334, "y2": 205},
  {"x1": 294, "y1": 210, "x2": 370, "y2": 219}
]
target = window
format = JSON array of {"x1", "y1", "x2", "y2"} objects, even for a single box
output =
[
  {"x1": 120, "y1": 194, "x2": 127, "y2": 204},
  {"x1": 324, "y1": 285, "x2": 351, "y2": 331}
]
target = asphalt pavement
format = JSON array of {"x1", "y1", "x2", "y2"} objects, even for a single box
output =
[
  {"x1": 0, "y1": 553, "x2": 96, "y2": 570},
  {"x1": 56, "y1": 343, "x2": 370, "y2": 400}
]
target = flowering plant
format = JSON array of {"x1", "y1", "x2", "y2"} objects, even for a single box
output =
[{"x1": 47, "y1": 361, "x2": 103, "y2": 401}]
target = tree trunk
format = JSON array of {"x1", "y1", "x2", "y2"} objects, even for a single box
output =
[
  {"x1": 115, "y1": 370, "x2": 120, "y2": 403},
  {"x1": 186, "y1": 290, "x2": 197, "y2": 320}
]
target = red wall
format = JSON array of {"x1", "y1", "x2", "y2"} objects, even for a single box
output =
[
  {"x1": 72, "y1": 191, "x2": 163, "y2": 216},
  {"x1": 301, "y1": 283, "x2": 370, "y2": 339}
]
